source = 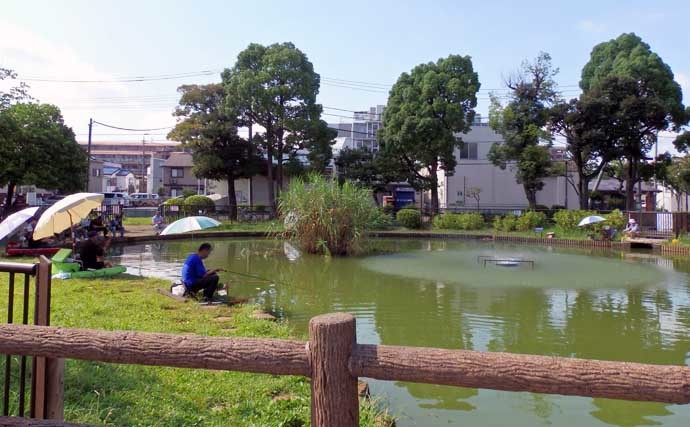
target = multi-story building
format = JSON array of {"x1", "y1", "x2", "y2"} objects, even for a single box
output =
[
  {"x1": 78, "y1": 140, "x2": 180, "y2": 192},
  {"x1": 331, "y1": 105, "x2": 384, "y2": 153}
]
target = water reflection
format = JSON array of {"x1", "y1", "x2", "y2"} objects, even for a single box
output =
[{"x1": 111, "y1": 239, "x2": 690, "y2": 427}]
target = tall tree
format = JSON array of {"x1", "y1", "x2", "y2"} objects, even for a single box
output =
[
  {"x1": 334, "y1": 147, "x2": 406, "y2": 204},
  {"x1": 379, "y1": 54, "x2": 480, "y2": 214},
  {"x1": 0, "y1": 103, "x2": 86, "y2": 213},
  {"x1": 0, "y1": 67, "x2": 31, "y2": 109},
  {"x1": 488, "y1": 52, "x2": 559, "y2": 209},
  {"x1": 580, "y1": 33, "x2": 688, "y2": 209},
  {"x1": 223, "y1": 42, "x2": 331, "y2": 213},
  {"x1": 168, "y1": 83, "x2": 260, "y2": 221}
]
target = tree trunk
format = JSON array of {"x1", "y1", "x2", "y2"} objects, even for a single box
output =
[
  {"x1": 574, "y1": 161, "x2": 589, "y2": 210},
  {"x1": 4, "y1": 181, "x2": 16, "y2": 216},
  {"x1": 430, "y1": 163, "x2": 439, "y2": 215},
  {"x1": 625, "y1": 158, "x2": 636, "y2": 211},
  {"x1": 524, "y1": 184, "x2": 537, "y2": 209},
  {"x1": 227, "y1": 175, "x2": 238, "y2": 221},
  {"x1": 276, "y1": 131, "x2": 284, "y2": 198},
  {"x1": 266, "y1": 146, "x2": 275, "y2": 217}
]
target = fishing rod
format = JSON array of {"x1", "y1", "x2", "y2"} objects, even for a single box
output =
[{"x1": 223, "y1": 269, "x2": 288, "y2": 286}]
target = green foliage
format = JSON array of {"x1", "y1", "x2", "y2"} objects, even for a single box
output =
[
  {"x1": 580, "y1": 33, "x2": 685, "y2": 126},
  {"x1": 515, "y1": 211, "x2": 547, "y2": 231},
  {"x1": 380, "y1": 54, "x2": 480, "y2": 213},
  {"x1": 163, "y1": 197, "x2": 181, "y2": 206},
  {"x1": 223, "y1": 42, "x2": 336, "y2": 208},
  {"x1": 156, "y1": 187, "x2": 166, "y2": 197},
  {"x1": 181, "y1": 189, "x2": 197, "y2": 198},
  {"x1": 168, "y1": 83, "x2": 261, "y2": 221},
  {"x1": 604, "y1": 209, "x2": 626, "y2": 231},
  {"x1": 553, "y1": 209, "x2": 596, "y2": 231},
  {"x1": 493, "y1": 215, "x2": 517, "y2": 232},
  {"x1": 367, "y1": 208, "x2": 393, "y2": 230},
  {"x1": 183, "y1": 195, "x2": 215, "y2": 215},
  {"x1": 488, "y1": 52, "x2": 558, "y2": 208},
  {"x1": 0, "y1": 103, "x2": 87, "y2": 208},
  {"x1": 396, "y1": 209, "x2": 422, "y2": 229},
  {"x1": 433, "y1": 213, "x2": 485, "y2": 230},
  {"x1": 278, "y1": 174, "x2": 379, "y2": 255},
  {"x1": 0, "y1": 67, "x2": 31, "y2": 109},
  {"x1": 578, "y1": 33, "x2": 688, "y2": 209}
]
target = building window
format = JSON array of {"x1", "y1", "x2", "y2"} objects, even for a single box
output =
[
  {"x1": 460, "y1": 143, "x2": 478, "y2": 160},
  {"x1": 171, "y1": 188, "x2": 181, "y2": 197},
  {"x1": 171, "y1": 168, "x2": 184, "y2": 178},
  {"x1": 92, "y1": 169, "x2": 101, "y2": 177}
]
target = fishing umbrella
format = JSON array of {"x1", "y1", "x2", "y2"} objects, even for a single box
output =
[
  {"x1": 160, "y1": 216, "x2": 221, "y2": 236},
  {"x1": 33, "y1": 193, "x2": 104, "y2": 240},
  {"x1": 577, "y1": 215, "x2": 606, "y2": 227},
  {"x1": 0, "y1": 207, "x2": 40, "y2": 241}
]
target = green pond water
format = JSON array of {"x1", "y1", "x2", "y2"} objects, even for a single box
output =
[{"x1": 112, "y1": 238, "x2": 690, "y2": 427}]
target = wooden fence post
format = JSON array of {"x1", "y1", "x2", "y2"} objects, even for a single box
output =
[
  {"x1": 308, "y1": 313, "x2": 358, "y2": 427},
  {"x1": 31, "y1": 256, "x2": 64, "y2": 420}
]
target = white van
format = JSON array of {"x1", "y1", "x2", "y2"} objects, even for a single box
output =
[
  {"x1": 102, "y1": 192, "x2": 130, "y2": 206},
  {"x1": 129, "y1": 193, "x2": 160, "y2": 206}
]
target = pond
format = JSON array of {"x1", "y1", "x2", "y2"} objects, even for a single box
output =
[{"x1": 111, "y1": 238, "x2": 690, "y2": 427}]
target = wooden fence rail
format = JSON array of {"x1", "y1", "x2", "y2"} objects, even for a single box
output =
[{"x1": 0, "y1": 314, "x2": 689, "y2": 427}]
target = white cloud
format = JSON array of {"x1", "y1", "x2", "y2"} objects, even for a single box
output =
[
  {"x1": 677, "y1": 72, "x2": 690, "y2": 94},
  {"x1": 576, "y1": 19, "x2": 605, "y2": 34},
  {"x1": 0, "y1": 20, "x2": 176, "y2": 142}
]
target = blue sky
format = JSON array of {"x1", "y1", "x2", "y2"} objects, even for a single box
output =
[{"x1": 1, "y1": 0, "x2": 688, "y2": 150}]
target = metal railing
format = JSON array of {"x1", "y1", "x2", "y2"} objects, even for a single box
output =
[
  {"x1": 0, "y1": 313, "x2": 687, "y2": 426},
  {"x1": 0, "y1": 257, "x2": 61, "y2": 420}
]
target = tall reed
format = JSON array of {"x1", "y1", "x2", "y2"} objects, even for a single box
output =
[{"x1": 278, "y1": 174, "x2": 379, "y2": 255}]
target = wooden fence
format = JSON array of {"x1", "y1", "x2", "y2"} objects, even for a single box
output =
[
  {"x1": 0, "y1": 257, "x2": 62, "y2": 421},
  {"x1": 0, "y1": 313, "x2": 688, "y2": 426}
]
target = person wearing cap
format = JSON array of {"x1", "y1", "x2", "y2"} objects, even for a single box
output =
[
  {"x1": 78, "y1": 231, "x2": 112, "y2": 270},
  {"x1": 623, "y1": 218, "x2": 639, "y2": 238}
]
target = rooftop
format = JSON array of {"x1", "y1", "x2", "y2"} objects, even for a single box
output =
[{"x1": 163, "y1": 152, "x2": 193, "y2": 168}]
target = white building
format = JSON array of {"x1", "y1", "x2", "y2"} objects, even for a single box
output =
[{"x1": 438, "y1": 124, "x2": 579, "y2": 211}]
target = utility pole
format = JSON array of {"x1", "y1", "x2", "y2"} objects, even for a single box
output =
[
  {"x1": 141, "y1": 134, "x2": 148, "y2": 193},
  {"x1": 85, "y1": 118, "x2": 93, "y2": 191}
]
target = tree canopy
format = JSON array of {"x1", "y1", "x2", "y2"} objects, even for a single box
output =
[
  {"x1": 380, "y1": 54, "x2": 480, "y2": 213},
  {"x1": 222, "y1": 42, "x2": 335, "y2": 213},
  {"x1": 0, "y1": 103, "x2": 86, "y2": 212},
  {"x1": 488, "y1": 52, "x2": 559, "y2": 208},
  {"x1": 168, "y1": 83, "x2": 260, "y2": 220}
]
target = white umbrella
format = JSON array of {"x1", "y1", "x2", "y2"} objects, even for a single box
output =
[
  {"x1": 0, "y1": 207, "x2": 40, "y2": 241},
  {"x1": 160, "y1": 216, "x2": 221, "y2": 236},
  {"x1": 577, "y1": 215, "x2": 606, "y2": 227},
  {"x1": 33, "y1": 193, "x2": 104, "y2": 240}
]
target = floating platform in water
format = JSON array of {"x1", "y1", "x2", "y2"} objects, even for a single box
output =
[{"x1": 477, "y1": 256, "x2": 534, "y2": 269}]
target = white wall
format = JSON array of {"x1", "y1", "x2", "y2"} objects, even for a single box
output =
[{"x1": 440, "y1": 125, "x2": 579, "y2": 210}]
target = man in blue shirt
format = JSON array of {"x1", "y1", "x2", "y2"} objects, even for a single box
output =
[{"x1": 181, "y1": 243, "x2": 225, "y2": 301}]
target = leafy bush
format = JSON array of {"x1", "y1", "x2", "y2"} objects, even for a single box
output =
[
  {"x1": 382, "y1": 204, "x2": 395, "y2": 215},
  {"x1": 604, "y1": 209, "x2": 626, "y2": 232},
  {"x1": 278, "y1": 174, "x2": 379, "y2": 255},
  {"x1": 553, "y1": 209, "x2": 596, "y2": 231},
  {"x1": 163, "y1": 197, "x2": 183, "y2": 206},
  {"x1": 183, "y1": 195, "x2": 215, "y2": 214},
  {"x1": 433, "y1": 213, "x2": 485, "y2": 230},
  {"x1": 368, "y1": 208, "x2": 393, "y2": 230},
  {"x1": 396, "y1": 209, "x2": 422, "y2": 229},
  {"x1": 515, "y1": 211, "x2": 546, "y2": 231},
  {"x1": 493, "y1": 215, "x2": 517, "y2": 232}
]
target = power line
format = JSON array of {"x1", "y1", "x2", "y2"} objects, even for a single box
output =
[
  {"x1": 92, "y1": 121, "x2": 174, "y2": 132},
  {"x1": 20, "y1": 70, "x2": 219, "y2": 83}
]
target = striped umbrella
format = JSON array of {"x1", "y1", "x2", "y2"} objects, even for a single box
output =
[{"x1": 160, "y1": 216, "x2": 221, "y2": 236}]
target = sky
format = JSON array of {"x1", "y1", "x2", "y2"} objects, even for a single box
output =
[{"x1": 1, "y1": 0, "x2": 688, "y2": 151}]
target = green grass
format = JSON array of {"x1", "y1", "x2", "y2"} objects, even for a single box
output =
[
  {"x1": 0, "y1": 265, "x2": 391, "y2": 426},
  {"x1": 122, "y1": 217, "x2": 153, "y2": 226}
]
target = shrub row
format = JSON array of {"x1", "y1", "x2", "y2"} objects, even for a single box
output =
[
  {"x1": 433, "y1": 213, "x2": 485, "y2": 230},
  {"x1": 493, "y1": 211, "x2": 547, "y2": 232}
]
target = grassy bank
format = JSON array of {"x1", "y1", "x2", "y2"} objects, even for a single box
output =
[
  {"x1": 383, "y1": 226, "x2": 597, "y2": 241},
  {"x1": 123, "y1": 217, "x2": 279, "y2": 233},
  {"x1": 0, "y1": 264, "x2": 390, "y2": 426}
]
